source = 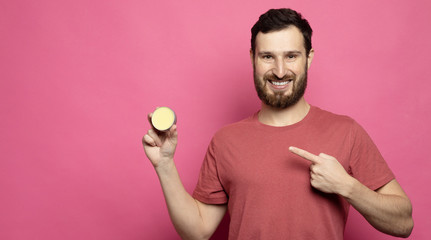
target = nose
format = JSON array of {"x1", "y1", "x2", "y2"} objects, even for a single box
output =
[{"x1": 272, "y1": 59, "x2": 287, "y2": 79}]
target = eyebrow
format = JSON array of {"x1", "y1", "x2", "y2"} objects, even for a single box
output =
[{"x1": 258, "y1": 50, "x2": 302, "y2": 55}]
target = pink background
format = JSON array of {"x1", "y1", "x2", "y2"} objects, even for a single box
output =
[{"x1": 1, "y1": 0, "x2": 430, "y2": 239}]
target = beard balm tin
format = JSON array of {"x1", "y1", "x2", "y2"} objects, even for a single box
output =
[{"x1": 151, "y1": 107, "x2": 177, "y2": 132}]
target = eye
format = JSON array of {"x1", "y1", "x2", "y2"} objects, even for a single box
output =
[
  {"x1": 286, "y1": 54, "x2": 297, "y2": 61},
  {"x1": 262, "y1": 55, "x2": 273, "y2": 60}
]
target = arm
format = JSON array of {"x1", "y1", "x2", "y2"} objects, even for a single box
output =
[
  {"x1": 289, "y1": 147, "x2": 413, "y2": 238},
  {"x1": 143, "y1": 115, "x2": 227, "y2": 240},
  {"x1": 344, "y1": 178, "x2": 413, "y2": 237}
]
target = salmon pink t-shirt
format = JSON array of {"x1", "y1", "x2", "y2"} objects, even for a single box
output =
[{"x1": 193, "y1": 105, "x2": 395, "y2": 239}]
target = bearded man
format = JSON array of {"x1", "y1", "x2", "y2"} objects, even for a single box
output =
[{"x1": 143, "y1": 8, "x2": 413, "y2": 240}]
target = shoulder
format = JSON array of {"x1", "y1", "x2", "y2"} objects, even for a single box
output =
[
  {"x1": 211, "y1": 113, "x2": 258, "y2": 142},
  {"x1": 311, "y1": 105, "x2": 356, "y2": 127},
  {"x1": 308, "y1": 106, "x2": 366, "y2": 138}
]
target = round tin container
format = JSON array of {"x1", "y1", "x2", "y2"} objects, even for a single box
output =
[{"x1": 151, "y1": 107, "x2": 176, "y2": 132}]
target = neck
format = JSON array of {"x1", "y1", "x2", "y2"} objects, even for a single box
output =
[{"x1": 258, "y1": 98, "x2": 310, "y2": 126}]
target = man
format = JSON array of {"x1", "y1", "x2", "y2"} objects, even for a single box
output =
[{"x1": 143, "y1": 8, "x2": 413, "y2": 239}]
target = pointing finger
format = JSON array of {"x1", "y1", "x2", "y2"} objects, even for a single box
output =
[
  {"x1": 289, "y1": 146, "x2": 321, "y2": 164},
  {"x1": 319, "y1": 153, "x2": 333, "y2": 160}
]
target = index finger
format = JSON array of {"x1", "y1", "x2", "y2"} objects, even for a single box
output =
[
  {"x1": 147, "y1": 113, "x2": 153, "y2": 125},
  {"x1": 289, "y1": 146, "x2": 321, "y2": 164}
]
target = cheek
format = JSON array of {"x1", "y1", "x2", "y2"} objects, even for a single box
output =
[
  {"x1": 293, "y1": 61, "x2": 308, "y2": 74},
  {"x1": 254, "y1": 61, "x2": 271, "y2": 76},
  {"x1": 256, "y1": 68, "x2": 271, "y2": 79}
]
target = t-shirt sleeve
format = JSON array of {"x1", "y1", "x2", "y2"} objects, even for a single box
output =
[
  {"x1": 349, "y1": 120, "x2": 395, "y2": 190},
  {"x1": 193, "y1": 138, "x2": 228, "y2": 204}
]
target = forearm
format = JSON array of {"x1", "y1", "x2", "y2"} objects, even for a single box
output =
[
  {"x1": 341, "y1": 178, "x2": 413, "y2": 238},
  {"x1": 155, "y1": 161, "x2": 208, "y2": 240}
]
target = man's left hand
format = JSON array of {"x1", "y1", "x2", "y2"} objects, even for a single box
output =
[{"x1": 289, "y1": 146, "x2": 354, "y2": 196}]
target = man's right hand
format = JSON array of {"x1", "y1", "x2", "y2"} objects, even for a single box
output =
[
  {"x1": 142, "y1": 113, "x2": 178, "y2": 169},
  {"x1": 142, "y1": 112, "x2": 227, "y2": 239}
]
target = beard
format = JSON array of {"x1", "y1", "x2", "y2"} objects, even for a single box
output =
[{"x1": 253, "y1": 62, "x2": 308, "y2": 109}]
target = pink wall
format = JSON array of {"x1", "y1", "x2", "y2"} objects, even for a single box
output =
[{"x1": 1, "y1": 0, "x2": 430, "y2": 239}]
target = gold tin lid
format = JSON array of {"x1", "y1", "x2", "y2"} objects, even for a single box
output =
[{"x1": 151, "y1": 107, "x2": 176, "y2": 131}]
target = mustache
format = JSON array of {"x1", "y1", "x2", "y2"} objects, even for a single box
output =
[{"x1": 264, "y1": 73, "x2": 295, "y2": 82}]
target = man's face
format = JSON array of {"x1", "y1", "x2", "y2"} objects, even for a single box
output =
[{"x1": 252, "y1": 26, "x2": 313, "y2": 109}]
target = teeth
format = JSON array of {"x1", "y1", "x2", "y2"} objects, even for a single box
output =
[{"x1": 270, "y1": 80, "x2": 291, "y2": 86}]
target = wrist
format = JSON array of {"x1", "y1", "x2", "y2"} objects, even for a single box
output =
[
  {"x1": 338, "y1": 175, "x2": 357, "y2": 198},
  {"x1": 154, "y1": 158, "x2": 176, "y2": 175}
]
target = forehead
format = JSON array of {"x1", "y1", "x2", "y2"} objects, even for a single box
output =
[{"x1": 255, "y1": 26, "x2": 305, "y2": 53}]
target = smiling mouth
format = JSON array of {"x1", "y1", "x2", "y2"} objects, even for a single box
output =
[{"x1": 268, "y1": 80, "x2": 292, "y2": 86}]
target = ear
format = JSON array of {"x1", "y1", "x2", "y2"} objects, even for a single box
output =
[
  {"x1": 249, "y1": 48, "x2": 254, "y2": 65},
  {"x1": 307, "y1": 49, "x2": 314, "y2": 69}
]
